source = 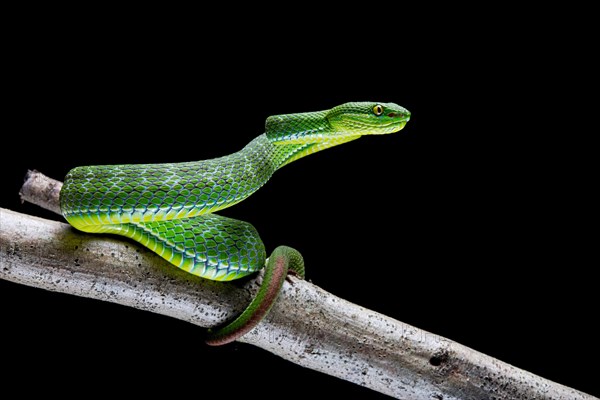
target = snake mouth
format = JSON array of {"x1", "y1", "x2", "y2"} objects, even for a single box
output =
[
  {"x1": 395, "y1": 120, "x2": 407, "y2": 130},
  {"x1": 391, "y1": 113, "x2": 410, "y2": 131},
  {"x1": 379, "y1": 116, "x2": 409, "y2": 133},
  {"x1": 370, "y1": 111, "x2": 411, "y2": 133}
]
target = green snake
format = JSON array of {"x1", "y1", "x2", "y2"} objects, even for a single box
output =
[{"x1": 60, "y1": 102, "x2": 411, "y2": 345}]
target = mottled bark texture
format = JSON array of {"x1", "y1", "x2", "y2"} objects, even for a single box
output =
[{"x1": 0, "y1": 171, "x2": 595, "y2": 400}]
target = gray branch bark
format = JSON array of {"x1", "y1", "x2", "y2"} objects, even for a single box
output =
[{"x1": 0, "y1": 171, "x2": 595, "y2": 400}]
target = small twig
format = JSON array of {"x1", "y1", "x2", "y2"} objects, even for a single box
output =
[
  {"x1": 0, "y1": 171, "x2": 595, "y2": 400},
  {"x1": 19, "y1": 169, "x2": 62, "y2": 214}
]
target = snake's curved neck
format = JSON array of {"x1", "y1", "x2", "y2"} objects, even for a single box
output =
[
  {"x1": 266, "y1": 111, "x2": 329, "y2": 143},
  {"x1": 265, "y1": 111, "x2": 361, "y2": 170}
]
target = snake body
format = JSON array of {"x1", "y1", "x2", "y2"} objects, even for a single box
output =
[{"x1": 60, "y1": 102, "x2": 410, "y2": 343}]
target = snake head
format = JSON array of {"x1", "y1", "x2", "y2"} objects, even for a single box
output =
[
  {"x1": 326, "y1": 102, "x2": 411, "y2": 136},
  {"x1": 265, "y1": 101, "x2": 410, "y2": 144}
]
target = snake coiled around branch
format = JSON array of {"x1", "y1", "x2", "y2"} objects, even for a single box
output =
[{"x1": 59, "y1": 102, "x2": 411, "y2": 344}]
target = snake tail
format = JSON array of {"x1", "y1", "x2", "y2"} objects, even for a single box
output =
[{"x1": 205, "y1": 246, "x2": 304, "y2": 346}]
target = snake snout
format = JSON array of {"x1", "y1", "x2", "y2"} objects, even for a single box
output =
[
  {"x1": 387, "y1": 105, "x2": 411, "y2": 121},
  {"x1": 391, "y1": 111, "x2": 410, "y2": 121}
]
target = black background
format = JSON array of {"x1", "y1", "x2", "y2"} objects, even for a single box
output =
[{"x1": 2, "y1": 12, "x2": 596, "y2": 399}]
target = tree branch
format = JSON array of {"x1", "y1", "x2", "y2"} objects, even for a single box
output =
[
  {"x1": 19, "y1": 169, "x2": 63, "y2": 215},
  {"x1": 1, "y1": 171, "x2": 595, "y2": 400}
]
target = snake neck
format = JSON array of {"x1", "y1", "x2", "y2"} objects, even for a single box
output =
[
  {"x1": 266, "y1": 111, "x2": 329, "y2": 143},
  {"x1": 265, "y1": 111, "x2": 361, "y2": 170}
]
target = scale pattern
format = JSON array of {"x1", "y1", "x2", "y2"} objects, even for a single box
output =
[
  {"x1": 61, "y1": 135, "x2": 277, "y2": 228},
  {"x1": 116, "y1": 214, "x2": 265, "y2": 281},
  {"x1": 266, "y1": 111, "x2": 328, "y2": 143}
]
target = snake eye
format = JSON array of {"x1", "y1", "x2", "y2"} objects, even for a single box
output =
[{"x1": 373, "y1": 104, "x2": 384, "y2": 116}]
